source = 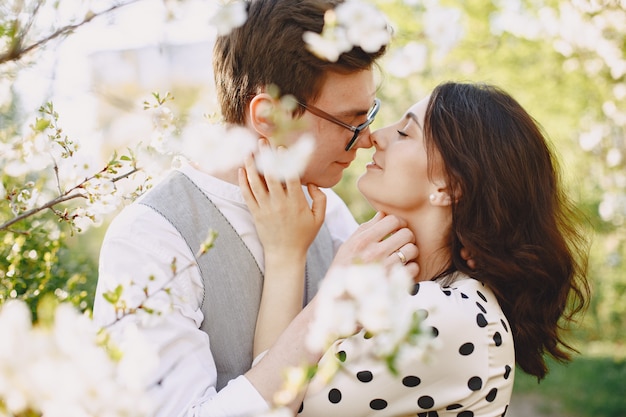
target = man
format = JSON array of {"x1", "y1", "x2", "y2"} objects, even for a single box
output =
[{"x1": 93, "y1": 0, "x2": 417, "y2": 415}]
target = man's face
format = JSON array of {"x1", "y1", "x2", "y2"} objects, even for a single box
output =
[{"x1": 297, "y1": 69, "x2": 378, "y2": 187}]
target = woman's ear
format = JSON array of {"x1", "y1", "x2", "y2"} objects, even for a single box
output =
[
  {"x1": 249, "y1": 93, "x2": 276, "y2": 138},
  {"x1": 428, "y1": 190, "x2": 453, "y2": 206}
]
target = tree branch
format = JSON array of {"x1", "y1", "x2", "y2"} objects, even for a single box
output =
[
  {"x1": 0, "y1": 0, "x2": 142, "y2": 65},
  {"x1": 0, "y1": 166, "x2": 141, "y2": 232}
]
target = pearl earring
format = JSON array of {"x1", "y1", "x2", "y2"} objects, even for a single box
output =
[{"x1": 429, "y1": 194, "x2": 436, "y2": 202}]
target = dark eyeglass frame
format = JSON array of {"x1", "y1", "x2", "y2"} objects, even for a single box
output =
[{"x1": 297, "y1": 98, "x2": 381, "y2": 151}]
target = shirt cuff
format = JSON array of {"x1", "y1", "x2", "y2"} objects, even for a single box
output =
[{"x1": 200, "y1": 375, "x2": 269, "y2": 417}]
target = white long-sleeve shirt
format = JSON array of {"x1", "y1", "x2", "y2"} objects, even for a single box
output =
[{"x1": 93, "y1": 163, "x2": 358, "y2": 417}]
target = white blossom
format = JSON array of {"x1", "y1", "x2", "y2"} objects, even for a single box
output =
[
  {"x1": 606, "y1": 148, "x2": 623, "y2": 167},
  {"x1": 116, "y1": 324, "x2": 160, "y2": 390},
  {"x1": 386, "y1": 42, "x2": 428, "y2": 78},
  {"x1": 423, "y1": 6, "x2": 464, "y2": 59},
  {"x1": 490, "y1": 1, "x2": 544, "y2": 40},
  {"x1": 0, "y1": 300, "x2": 155, "y2": 417},
  {"x1": 208, "y1": 1, "x2": 247, "y2": 36},
  {"x1": 255, "y1": 134, "x2": 315, "y2": 181},
  {"x1": 306, "y1": 263, "x2": 421, "y2": 355},
  {"x1": 303, "y1": 1, "x2": 390, "y2": 62},
  {"x1": 599, "y1": 192, "x2": 626, "y2": 225},
  {"x1": 335, "y1": 1, "x2": 390, "y2": 53},
  {"x1": 579, "y1": 124, "x2": 605, "y2": 151},
  {"x1": 256, "y1": 406, "x2": 294, "y2": 417},
  {"x1": 179, "y1": 122, "x2": 257, "y2": 174},
  {"x1": 135, "y1": 143, "x2": 177, "y2": 179},
  {"x1": 303, "y1": 28, "x2": 352, "y2": 63}
]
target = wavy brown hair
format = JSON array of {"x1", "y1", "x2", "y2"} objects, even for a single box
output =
[
  {"x1": 425, "y1": 82, "x2": 591, "y2": 380},
  {"x1": 213, "y1": 0, "x2": 387, "y2": 125}
]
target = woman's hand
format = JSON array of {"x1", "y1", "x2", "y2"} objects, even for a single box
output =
[
  {"x1": 238, "y1": 145, "x2": 326, "y2": 262},
  {"x1": 333, "y1": 211, "x2": 420, "y2": 279}
]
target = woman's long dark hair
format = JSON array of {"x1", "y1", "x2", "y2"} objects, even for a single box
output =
[{"x1": 424, "y1": 82, "x2": 591, "y2": 380}]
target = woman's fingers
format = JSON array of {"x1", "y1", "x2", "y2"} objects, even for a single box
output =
[
  {"x1": 307, "y1": 184, "x2": 327, "y2": 229},
  {"x1": 333, "y1": 212, "x2": 417, "y2": 266},
  {"x1": 240, "y1": 153, "x2": 269, "y2": 205},
  {"x1": 387, "y1": 242, "x2": 419, "y2": 266},
  {"x1": 238, "y1": 162, "x2": 258, "y2": 210}
]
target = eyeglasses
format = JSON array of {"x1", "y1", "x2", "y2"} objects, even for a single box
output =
[{"x1": 297, "y1": 98, "x2": 381, "y2": 151}]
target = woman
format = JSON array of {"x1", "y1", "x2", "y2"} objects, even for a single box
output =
[{"x1": 240, "y1": 81, "x2": 590, "y2": 416}]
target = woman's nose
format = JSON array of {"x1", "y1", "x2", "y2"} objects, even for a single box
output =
[{"x1": 370, "y1": 126, "x2": 388, "y2": 149}]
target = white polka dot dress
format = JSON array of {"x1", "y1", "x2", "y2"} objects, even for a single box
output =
[{"x1": 298, "y1": 274, "x2": 515, "y2": 417}]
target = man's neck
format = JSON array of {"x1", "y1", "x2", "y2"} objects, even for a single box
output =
[
  {"x1": 189, "y1": 161, "x2": 241, "y2": 185},
  {"x1": 212, "y1": 167, "x2": 240, "y2": 185}
]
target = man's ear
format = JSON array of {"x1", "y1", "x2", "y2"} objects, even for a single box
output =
[{"x1": 249, "y1": 93, "x2": 276, "y2": 138}]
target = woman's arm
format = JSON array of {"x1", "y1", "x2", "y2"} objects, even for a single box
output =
[{"x1": 239, "y1": 150, "x2": 326, "y2": 357}]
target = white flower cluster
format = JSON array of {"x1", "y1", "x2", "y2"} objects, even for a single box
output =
[
  {"x1": 370, "y1": 0, "x2": 465, "y2": 78},
  {"x1": 0, "y1": 300, "x2": 156, "y2": 417},
  {"x1": 208, "y1": 1, "x2": 248, "y2": 36},
  {"x1": 490, "y1": 1, "x2": 626, "y2": 227},
  {"x1": 307, "y1": 263, "x2": 434, "y2": 362},
  {"x1": 303, "y1": 0, "x2": 390, "y2": 62},
  {"x1": 178, "y1": 122, "x2": 258, "y2": 174},
  {"x1": 273, "y1": 263, "x2": 438, "y2": 407},
  {"x1": 491, "y1": 0, "x2": 626, "y2": 80},
  {"x1": 255, "y1": 134, "x2": 315, "y2": 181}
]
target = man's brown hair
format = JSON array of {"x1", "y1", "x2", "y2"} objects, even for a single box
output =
[{"x1": 213, "y1": 0, "x2": 387, "y2": 124}]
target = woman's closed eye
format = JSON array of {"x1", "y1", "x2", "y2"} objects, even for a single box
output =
[{"x1": 397, "y1": 129, "x2": 408, "y2": 137}]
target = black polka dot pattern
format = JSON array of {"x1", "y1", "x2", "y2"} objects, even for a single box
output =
[
  {"x1": 370, "y1": 399, "x2": 387, "y2": 410},
  {"x1": 494, "y1": 332, "x2": 502, "y2": 346},
  {"x1": 403, "y1": 375, "x2": 421, "y2": 387},
  {"x1": 504, "y1": 365, "x2": 512, "y2": 379},
  {"x1": 298, "y1": 278, "x2": 513, "y2": 417},
  {"x1": 357, "y1": 371, "x2": 373, "y2": 383},
  {"x1": 328, "y1": 388, "x2": 341, "y2": 403},
  {"x1": 468, "y1": 376, "x2": 483, "y2": 391},
  {"x1": 459, "y1": 342, "x2": 474, "y2": 355},
  {"x1": 411, "y1": 283, "x2": 420, "y2": 295},
  {"x1": 418, "y1": 395, "x2": 435, "y2": 409},
  {"x1": 501, "y1": 319, "x2": 509, "y2": 332}
]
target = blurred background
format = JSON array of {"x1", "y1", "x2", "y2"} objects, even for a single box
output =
[{"x1": 1, "y1": 1, "x2": 624, "y2": 415}]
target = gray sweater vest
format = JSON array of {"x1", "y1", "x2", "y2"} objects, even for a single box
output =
[{"x1": 139, "y1": 171, "x2": 334, "y2": 390}]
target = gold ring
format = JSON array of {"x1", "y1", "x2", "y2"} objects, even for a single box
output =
[{"x1": 395, "y1": 250, "x2": 407, "y2": 265}]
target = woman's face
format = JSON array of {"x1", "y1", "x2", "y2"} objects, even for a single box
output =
[{"x1": 357, "y1": 95, "x2": 444, "y2": 215}]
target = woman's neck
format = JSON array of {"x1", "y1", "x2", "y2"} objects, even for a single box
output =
[{"x1": 405, "y1": 208, "x2": 452, "y2": 283}]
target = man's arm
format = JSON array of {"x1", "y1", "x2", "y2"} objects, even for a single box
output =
[{"x1": 94, "y1": 204, "x2": 270, "y2": 417}]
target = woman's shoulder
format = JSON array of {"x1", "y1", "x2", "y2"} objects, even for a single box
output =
[
  {"x1": 411, "y1": 273, "x2": 507, "y2": 332},
  {"x1": 412, "y1": 273, "x2": 494, "y2": 304}
]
